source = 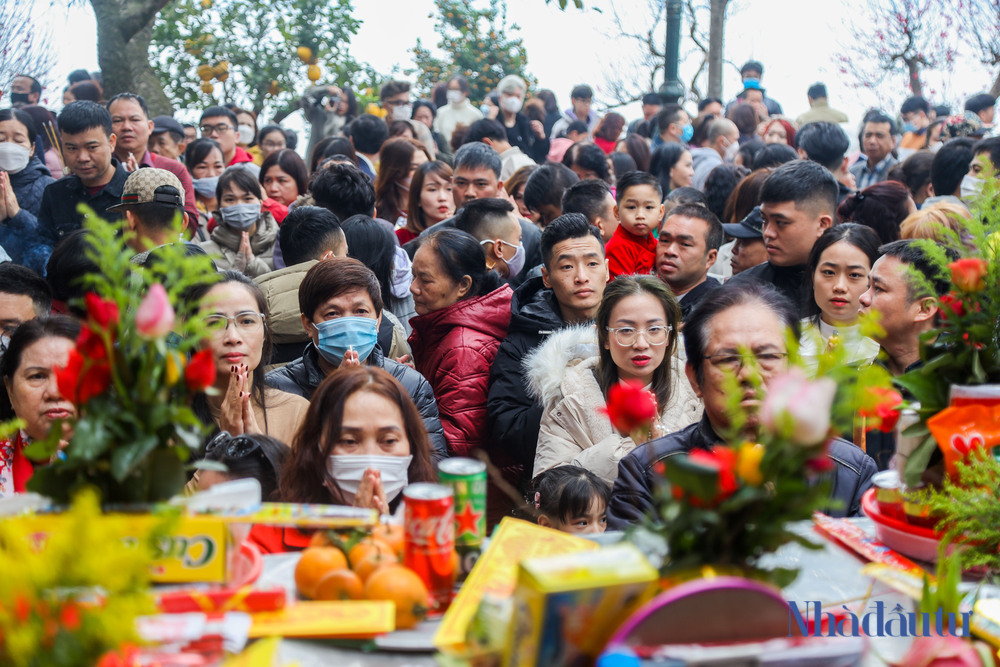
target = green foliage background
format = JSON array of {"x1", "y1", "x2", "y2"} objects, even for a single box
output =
[
  {"x1": 150, "y1": 0, "x2": 380, "y2": 118},
  {"x1": 411, "y1": 0, "x2": 535, "y2": 103}
]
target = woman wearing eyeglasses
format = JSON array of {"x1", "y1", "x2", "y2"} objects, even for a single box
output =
[
  {"x1": 526, "y1": 275, "x2": 702, "y2": 484},
  {"x1": 190, "y1": 271, "x2": 309, "y2": 444}
]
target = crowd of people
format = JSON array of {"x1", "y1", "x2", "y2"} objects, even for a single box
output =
[{"x1": 0, "y1": 59, "x2": 995, "y2": 543}]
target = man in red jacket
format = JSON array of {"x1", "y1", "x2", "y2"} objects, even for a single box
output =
[{"x1": 108, "y1": 93, "x2": 198, "y2": 237}]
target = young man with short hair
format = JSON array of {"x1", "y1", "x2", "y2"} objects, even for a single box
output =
[
  {"x1": 380, "y1": 80, "x2": 412, "y2": 123},
  {"x1": 522, "y1": 162, "x2": 580, "y2": 228},
  {"x1": 653, "y1": 104, "x2": 691, "y2": 147},
  {"x1": 923, "y1": 137, "x2": 974, "y2": 209},
  {"x1": 453, "y1": 198, "x2": 524, "y2": 280},
  {"x1": 561, "y1": 178, "x2": 618, "y2": 242},
  {"x1": 199, "y1": 106, "x2": 256, "y2": 172},
  {"x1": 107, "y1": 167, "x2": 186, "y2": 257},
  {"x1": 37, "y1": 101, "x2": 129, "y2": 253},
  {"x1": 726, "y1": 160, "x2": 837, "y2": 315},
  {"x1": 346, "y1": 114, "x2": 389, "y2": 180},
  {"x1": 795, "y1": 121, "x2": 853, "y2": 204},
  {"x1": 795, "y1": 82, "x2": 849, "y2": 126},
  {"x1": 858, "y1": 239, "x2": 952, "y2": 469},
  {"x1": 486, "y1": 213, "x2": 608, "y2": 487},
  {"x1": 463, "y1": 118, "x2": 535, "y2": 181}
]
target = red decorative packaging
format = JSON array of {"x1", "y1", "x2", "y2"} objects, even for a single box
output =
[{"x1": 156, "y1": 586, "x2": 286, "y2": 614}]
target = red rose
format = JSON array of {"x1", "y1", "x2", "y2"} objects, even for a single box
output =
[
  {"x1": 861, "y1": 386, "x2": 903, "y2": 433},
  {"x1": 55, "y1": 349, "x2": 111, "y2": 405},
  {"x1": 938, "y1": 293, "x2": 966, "y2": 319},
  {"x1": 184, "y1": 349, "x2": 217, "y2": 392},
  {"x1": 76, "y1": 325, "x2": 107, "y2": 361},
  {"x1": 684, "y1": 446, "x2": 739, "y2": 506},
  {"x1": 949, "y1": 258, "x2": 988, "y2": 292},
  {"x1": 602, "y1": 380, "x2": 657, "y2": 434},
  {"x1": 59, "y1": 602, "x2": 81, "y2": 630},
  {"x1": 84, "y1": 292, "x2": 120, "y2": 330}
]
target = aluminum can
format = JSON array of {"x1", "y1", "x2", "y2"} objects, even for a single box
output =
[
  {"x1": 437, "y1": 457, "x2": 487, "y2": 581},
  {"x1": 403, "y1": 483, "x2": 455, "y2": 613}
]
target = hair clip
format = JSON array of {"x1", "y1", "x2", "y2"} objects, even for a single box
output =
[
  {"x1": 855, "y1": 192, "x2": 865, "y2": 202},
  {"x1": 534, "y1": 491, "x2": 541, "y2": 510}
]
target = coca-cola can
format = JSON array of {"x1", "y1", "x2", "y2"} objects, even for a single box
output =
[{"x1": 403, "y1": 483, "x2": 455, "y2": 614}]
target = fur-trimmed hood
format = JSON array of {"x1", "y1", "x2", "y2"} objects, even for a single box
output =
[{"x1": 524, "y1": 325, "x2": 600, "y2": 408}]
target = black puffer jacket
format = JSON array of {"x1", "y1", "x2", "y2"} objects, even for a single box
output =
[
  {"x1": 485, "y1": 277, "x2": 567, "y2": 481},
  {"x1": 725, "y1": 262, "x2": 810, "y2": 318},
  {"x1": 264, "y1": 343, "x2": 448, "y2": 461},
  {"x1": 607, "y1": 416, "x2": 877, "y2": 530}
]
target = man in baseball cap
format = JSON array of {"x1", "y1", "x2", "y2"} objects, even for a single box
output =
[
  {"x1": 108, "y1": 168, "x2": 185, "y2": 254},
  {"x1": 722, "y1": 206, "x2": 767, "y2": 277},
  {"x1": 148, "y1": 115, "x2": 188, "y2": 161}
]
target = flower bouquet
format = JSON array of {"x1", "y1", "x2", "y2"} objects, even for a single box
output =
[
  {"x1": 622, "y1": 336, "x2": 898, "y2": 588},
  {"x1": 0, "y1": 488, "x2": 160, "y2": 666},
  {"x1": 24, "y1": 209, "x2": 219, "y2": 504},
  {"x1": 895, "y1": 176, "x2": 1000, "y2": 490}
]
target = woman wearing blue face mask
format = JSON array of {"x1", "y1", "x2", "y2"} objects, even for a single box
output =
[
  {"x1": 199, "y1": 169, "x2": 278, "y2": 277},
  {"x1": 265, "y1": 257, "x2": 449, "y2": 461},
  {"x1": 184, "y1": 138, "x2": 225, "y2": 240},
  {"x1": 0, "y1": 109, "x2": 56, "y2": 274},
  {"x1": 280, "y1": 366, "x2": 437, "y2": 515}
]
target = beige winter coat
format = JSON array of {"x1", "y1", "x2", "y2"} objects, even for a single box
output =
[
  {"x1": 526, "y1": 326, "x2": 702, "y2": 483},
  {"x1": 199, "y1": 211, "x2": 278, "y2": 278}
]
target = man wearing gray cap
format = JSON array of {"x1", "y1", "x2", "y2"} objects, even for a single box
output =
[
  {"x1": 148, "y1": 115, "x2": 188, "y2": 162},
  {"x1": 723, "y1": 206, "x2": 767, "y2": 277},
  {"x1": 108, "y1": 167, "x2": 187, "y2": 259}
]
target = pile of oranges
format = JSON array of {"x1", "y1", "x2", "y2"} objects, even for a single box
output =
[{"x1": 294, "y1": 524, "x2": 441, "y2": 630}]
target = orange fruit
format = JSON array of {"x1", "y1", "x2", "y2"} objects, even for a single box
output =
[
  {"x1": 353, "y1": 550, "x2": 396, "y2": 582},
  {"x1": 314, "y1": 569, "x2": 364, "y2": 601},
  {"x1": 372, "y1": 524, "x2": 404, "y2": 557},
  {"x1": 364, "y1": 565, "x2": 430, "y2": 630},
  {"x1": 347, "y1": 538, "x2": 395, "y2": 569},
  {"x1": 295, "y1": 547, "x2": 348, "y2": 599}
]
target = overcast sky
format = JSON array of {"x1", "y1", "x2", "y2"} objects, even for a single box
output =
[{"x1": 28, "y1": 0, "x2": 1000, "y2": 139}]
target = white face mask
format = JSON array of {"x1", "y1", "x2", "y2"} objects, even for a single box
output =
[
  {"x1": 327, "y1": 454, "x2": 412, "y2": 505},
  {"x1": 391, "y1": 105, "x2": 413, "y2": 122},
  {"x1": 501, "y1": 96, "x2": 523, "y2": 114},
  {"x1": 0, "y1": 142, "x2": 31, "y2": 174},
  {"x1": 237, "y1": 124, "x2": 255, "y2": 145},
  {"x1": 723, "y1": 137, "x2": 740, "y2": 163},
  {"x1": 446, "y1": 90, "x2": 464, "y2": 106},
  {"x1": 961, "y1": 174, "x2": 984, "y2": 203}
]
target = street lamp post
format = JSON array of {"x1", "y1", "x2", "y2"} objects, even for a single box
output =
[{"x1": 658, "y1": 0, "x2": 685, "y2": 105}]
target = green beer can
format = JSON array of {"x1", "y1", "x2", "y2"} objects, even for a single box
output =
[{"x1": 437, "y1": 457, "x2": 486, "y2": 580}]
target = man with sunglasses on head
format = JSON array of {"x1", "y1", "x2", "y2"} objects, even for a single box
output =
[{"x1": 607, "y1": 281, "x2": 876, "y2": 529}]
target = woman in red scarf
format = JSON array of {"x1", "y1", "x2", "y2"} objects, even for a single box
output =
[{"x1": 0, "y1": 316, "x2": 79, "y2": 496}]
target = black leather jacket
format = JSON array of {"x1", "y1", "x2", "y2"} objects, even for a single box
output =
[
  {"x1": 265, "y1": 343, "x2": 448, "y2": 461},
  {"x1": 607, "y1": 416, "x2": 877, "y2": 530}
]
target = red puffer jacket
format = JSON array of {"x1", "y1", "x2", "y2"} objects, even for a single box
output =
[{"x1": 408, "y1": 284, "x2": 513, "y2": 457}]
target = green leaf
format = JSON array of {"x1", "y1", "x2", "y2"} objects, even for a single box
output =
[
  {"x1": 68, "y1": 418, "x2": 112, "y2": 462},
  {"x1": 903, "y1": 434, "x2": 939, "y2": 488},
  {"x1": 110, "y1": 433, "x2": 160, "y2": 483}
]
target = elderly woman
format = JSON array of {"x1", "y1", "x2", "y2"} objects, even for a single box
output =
[
  {"x1": 0, "y1": 316, "x2": 79, "y2": 497},
  {"x1": 489, "y1": 75, "x2": 549, "y2": 163},
  {"x1": 408, "y1": 229, "x2": 513, "y2": 457},
  {"x1": 526, "y1": 275, "x2": 702, "y2": 483}
]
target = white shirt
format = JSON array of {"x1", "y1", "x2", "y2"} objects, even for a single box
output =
[
  {"x1": 799, "y1": 317, "x2": 881, "y2": 375},
  {"x1": 433, "y1": 99, "x2": 484, "y2": 147}
]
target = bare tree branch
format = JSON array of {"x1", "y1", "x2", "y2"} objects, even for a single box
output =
[{"x1": 0, "y1": 0, "x2": 57, "y2": 92}]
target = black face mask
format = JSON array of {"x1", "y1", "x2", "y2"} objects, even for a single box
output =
[{"x1": 9, "y1": 92, "x2": 30, "y2": 106}]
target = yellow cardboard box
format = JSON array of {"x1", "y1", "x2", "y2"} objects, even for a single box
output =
[
  {"x1": 434, "y1": 517, "x2": 598, "y2": 651},
  {"x1": 504, "y1": 544, "x2": 658, "y2": 667},
  {"x1": 16, "y1": 513, "x2": 231, "y2": 583}
]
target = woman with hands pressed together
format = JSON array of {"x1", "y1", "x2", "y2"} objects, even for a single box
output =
[
  {"x1": 198, "y1": 169, "x2": 278, "y2": 277},
  {"x1": 280, "y1": 366, "x2": 436, "y2": 515},
  {"x1": 191, "y1": 271, "x2": 308, "y2": 443}
]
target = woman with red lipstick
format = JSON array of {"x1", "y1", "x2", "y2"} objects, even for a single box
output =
[
  {"x1": 799, "y1": 224, "x2": 882, "y2": 373},
  {"x1": 0, "y1": 316, "x2": 79, "y2": 497},
  {"x1": 527, "y1": 275, "x2": 702, "y2": 483},
  {"x1": 190, "y1": 271, "x2": 309, "y2": 445},
  {"x1": 399, "y1": 161, "x2": 454, "y2": 246}
]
